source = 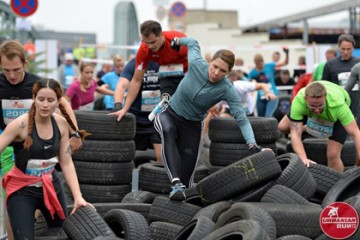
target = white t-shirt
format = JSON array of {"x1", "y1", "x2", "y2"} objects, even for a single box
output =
[{"x1": 217, "y1": 80, "x2": 256, "y2": 115}]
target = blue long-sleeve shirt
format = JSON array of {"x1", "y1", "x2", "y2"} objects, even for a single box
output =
[{"x1": 169, "y1": 37, "x2": 256, "y2": 144}]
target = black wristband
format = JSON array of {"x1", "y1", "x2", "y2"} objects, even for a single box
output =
[
  {"x1": 112, "y1": 102, "x2": 123, "y2": 112},
  {"x1": 249, "y1": 144, "x2": 263, "y2": 154},
  {"x1": 170, "y1": 38, "x2": 181, "y2": 52}
]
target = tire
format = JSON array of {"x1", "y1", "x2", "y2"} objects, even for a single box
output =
[
  {"x1": 232, "y1": 181, "x2": 275, "y2": 202},
  {"x1": 92, "y1": 203, "x2": 151, "y2": 221},
  {"x1": 74, "y1": 161, "x2": 133, "y2": 185},
  {"x1": 72, "y1": 140, "x2": 135, "y2": 163},
  {"x1": 62, "y1": 206, "x2": 116, "y2": 240},
  {"x1": 322, "y1": 168, "x2": 360, "y2": 208},
  {"x1": 248, "y1": 202, "x2": 323, "y2": 239},
  {"x1": 288, "y1": 139, "x2": 357, "y2": 166},
  {"x1": 192, "y1": 201, "x2": 232, "y2": 222},
  {"x1": 208, "y1": 117, "x2": 279, "y2": 144},
  {"x1": 214, "y1": 202, "x2": 277, "y2": 240},
  {"x1": 308, "y1": 164, "x2": 343, "y2": 197},
  {"x1": 210, "y1": 142, "x2": 277, "y2": 166},
  {"x1": 261, "y1": 184, "x2": 311, "y2": 205},
  {"x1": 149, "y1": 196, "x2": 202, "y2": 226},
  {"x1": 79, "y1": 184, "x2": 131, "y2": 203},
  {"x1": 149, "y1": 222, "x2": 183, "y2": 240},
  {"x1": 103, "y1": 209, "x2": 150, "y2": 240},
  {"x1": 275, "y1": 153, "x2": 317, "y2": 199},
  {"x1": 278, "y1": 236, "x2": 311, "y2": 240},
  {"x1": 121, "y1": 191, "x2": 157, "y2": 204},
  {"x1": 75, "y1": 110, "x2": 135, "y2": 140},
  {"x1": 203, "y1": 220, "x2": 270, "y2": 240},
  {"x1": 139, "y1": 163, "x2": 206, "y2": 194},
  {"x1": 196, "y1": 151, "x2": 281, "y2": 205},
  {"x1": 173, "y1": 216, "x2": 214, "y2": 240}
]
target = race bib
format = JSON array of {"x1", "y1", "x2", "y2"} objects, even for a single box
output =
[
  {"x1": 159, "y1": 64, "x2": 184, "y2": 78},
  {"x1": 26, "y1": 157, "x2": 58, "y2": 187},
  {"x1": 79, "y1": 101, "x2": 94, "y2": 111},
  {"x1": 306, "y1": 117, "x2": 334, "y2": 138},
  {"x1": 65, "y1": 75, "x2": 75, "y2": 87},
  {"x1": 141, "y1": 90, "x2": 161, "y2": 112},
  {"x1": 2, "y1": 99, "x2": 33, "y2": 125},
  {"x1": 338, "y1": 72, "x2": 350, "y2": 87}
]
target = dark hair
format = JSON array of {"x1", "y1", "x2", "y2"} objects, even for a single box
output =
[
  {"x1": 280, "y1": 69, "x2": 290, "y2": 75},
  {"x1": 140, "y1": 20, "x2": 162, "y2": 37},
  {"x1": 338, "y1": 34, "x2": 355, "y2": 47},
  {"x1": 0, "y1": 40, "x2": 27, "y2": 64},
  {"x1": 211, "y1": 49, "x2": 235, "y2": 71},
  {"x1": 80, "y1": 62, "x2": 95, "y2": 72},
  {"x1": 23, "y1": 78, "x2": 88, "y2": 149}
]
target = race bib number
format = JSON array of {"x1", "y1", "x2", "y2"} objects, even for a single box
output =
[
  {"x1": 79, "y1": 101, "x2": 94, "y2": 111},
  {"x1": 2, "y1": 99, "x2": 33, "y2": 125},
  {"x1": 65, "y1": 75, "x2": 75, "y2": 87},
  {"x1": 26, "y1": 157, "x2": 58, "y2": 187},
  {"x1": 159, "y1": 64, "x2": 184, "y2": 78},
  {"x1": 141, "y1": 90, "x2": 161, "y2": 112},
  {"x1": 338, "y1": 72, "x2": 351, "y2": 87},
  {"x1": 306, "y1": 117, "x2": 334, "y2": 138}
]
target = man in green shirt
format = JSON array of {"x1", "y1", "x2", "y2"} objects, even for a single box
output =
[{"x1": 281, "y1": 81, "x2": 360, "y2": 172}]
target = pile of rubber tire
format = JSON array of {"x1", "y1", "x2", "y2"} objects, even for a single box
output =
[
  {"x1": 35, "y1": 151, "x2": 360, "y2": 239},
  {"x1": 207, "y1": 117, "x2": 279, "y2": 174}
]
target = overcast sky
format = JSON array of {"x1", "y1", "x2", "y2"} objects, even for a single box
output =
[{"x1": 3, "y1": 0, "x2": 347, "y2": 43}]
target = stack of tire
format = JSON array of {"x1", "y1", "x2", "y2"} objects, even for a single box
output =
[
  {"x1": 208, "y1": 117, "x2": 279, "y2": 174},
  {"x1": 66, "y1": 110, "x2": 136, "y2": 203},
  {"x1": 286, "y1": 138, "x2": 357, "y2": 168}
]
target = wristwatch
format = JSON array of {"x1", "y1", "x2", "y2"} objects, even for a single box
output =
[{"x1": 70, "y1": 130, "x2": 81, "y2": 138}]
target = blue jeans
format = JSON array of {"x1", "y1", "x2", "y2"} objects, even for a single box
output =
[{"x1": 256, "y1": 98, "x2": 279, "y2": 117}]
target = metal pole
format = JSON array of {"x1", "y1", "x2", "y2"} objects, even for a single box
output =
[{"x1": 303, "y1": 19, "x2": 309, "y2": 45}]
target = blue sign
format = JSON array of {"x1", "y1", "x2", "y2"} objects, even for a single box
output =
[{"x1": 171, "y1": 2, "x2": 186, "y2": 17}]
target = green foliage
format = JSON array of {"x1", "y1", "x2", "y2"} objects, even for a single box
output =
[{"x1": 26, "y1": 51, "x2": 53, "y2": 74}]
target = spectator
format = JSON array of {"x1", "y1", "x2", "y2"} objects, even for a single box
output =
[
  {"x1": 57, "y1": 52, "x2": 79, "y2": 92},
  {"x1": 275, "y1": 69, "x2": 295, "y2": 94},
  {"x1": 96, "y1": 60, "x2": 113, "y2": 83},
  {"x1": 311, "y1": 48, "x2": 337, "y2": 82},
  {"x1": 293, "y1": 55, "x2": 306, "y2": 81}
]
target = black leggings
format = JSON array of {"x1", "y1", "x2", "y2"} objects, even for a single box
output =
[
  {"x1": 7, "y1": 179, "x2": 67, "y2": 240},
  {"x1": 154, "y1": 106, "x2": 202, "y2": 187}
]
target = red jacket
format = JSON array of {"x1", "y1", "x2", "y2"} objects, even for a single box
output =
[{"x1": 2, "y1": 166, "x2": 65, "y2": 220}]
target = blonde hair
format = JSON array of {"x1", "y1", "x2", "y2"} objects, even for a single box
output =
[{"x1": 305, "y1": 82, "x2": 327, "y2": 98}]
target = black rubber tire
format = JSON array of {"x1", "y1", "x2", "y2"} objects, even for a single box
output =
[
  {"x1": 79, "y1": 184, "x2": 131, "y2": 203},
  {"x1": 72, "y1": 140, "x2": 135, "y2": 163},
  {"x1": 261, "y1": 184, "x2": 311, "y2": 205},
  {"x1": 62, "y1": 206, "x2": 116, "y2": 240},
  {"x1": 173, "y1": 216, "x2": 214, "y2": 240},
  {"x1": 232, "y1": 181, "x2": 275, "y2": 202},
  {"x1": 92, "y1": 203, "x2": 151, "y2": 221},
  {"x1": 278, "y1": 236, "x2": 312, "y2": 240},
  {"x1": 308, "y1": 164, "x2": 343, "y2": 197},
  {"x1": 149, "y1": 196, "x2": 201, "y2": 226},
  {"x1": 203, "y1": 220, "x2": 271, "y2": 240},
  {"x1": 74, "y1": 161, "x2": 133, "y2": 185},
  {"x1": 248, "y1": 202, "x2": 323, "y2": 239},
  {"x1": 214, "y1": 202, "x2": 277, "y2": 240},
  {"x1": 139, "y1": 163, "x2": 206, "y2": 194},
  {"x1": 210, "y1": 142, "x2": 277, "y2": 166},
  {"x1": 75, "y1": 110, "x2": 135, "y2": 140},
  {"x1": 275, "y1": 153, "x2": 317, "y2": 199},
  {"x1": 192, "y1": 201, "x2": 232, "y2": 222},
  {"x1": 208, "y1": 117, "x2": 279, "y2": 144},
  {"x1": 322, "y1": 168, "x2": 360, "y2": 208},
  {"x1": 103, "y1": 209, "x2": 150, "y2": 240},
  {"x1": 149, "y1": 222, "x2": 183, "y2": 240},
  {"x1": 196, "y1": 150, "x2": 281, "y2": 205},
  {"x1": 121, "y1": 191, "x2": 157, "y2": 204}
]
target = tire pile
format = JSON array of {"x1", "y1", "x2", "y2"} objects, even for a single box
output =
[{"x1": 33, "y1": 116, "x2": 360, "y2": 239}]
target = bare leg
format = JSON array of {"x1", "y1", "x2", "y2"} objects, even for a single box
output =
[
  {"x1": 327, "y1": 139, "x2": 344, "y2": 173},
  {"x1": 153, "y1": 143, "x2": 162, "y2": 163}
]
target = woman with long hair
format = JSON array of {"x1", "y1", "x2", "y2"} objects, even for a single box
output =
[{"x1": 1, "y1": 78, "x2": 93, "y2": 240}]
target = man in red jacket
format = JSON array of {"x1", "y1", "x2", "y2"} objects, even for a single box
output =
[{"x1": 111, "y1": 20, "x2": 188, "y2": 121}]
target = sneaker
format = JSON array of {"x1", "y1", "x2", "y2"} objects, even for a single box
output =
[{"x1": 169, "y1": 182, "x2": 186, "y2": 201}]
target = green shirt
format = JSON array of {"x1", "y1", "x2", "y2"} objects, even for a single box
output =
[
  {"x1": 290, "y1": 80, "x2": 354, "y2": 126},
  {"x1": 312, "y1": 62, "x2": 325, "y2": 81}
]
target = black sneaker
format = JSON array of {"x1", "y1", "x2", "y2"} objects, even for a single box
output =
[{"x1": 169, "y1": 182, "x2": 186, "y2": 201}]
